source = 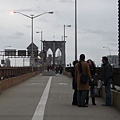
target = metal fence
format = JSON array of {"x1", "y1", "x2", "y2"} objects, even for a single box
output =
[
  {"x1": 65, "y1": 67, "x2": 120, "y2": 87},
  {"x1": 0, "y1": 67, "x2": 42, "y2": 80}
]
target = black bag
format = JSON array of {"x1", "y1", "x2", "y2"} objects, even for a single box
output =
[
  {"x1": 80, "y1": 73, "x2": 89, "y2": 84},
  {"x1": 78, "y1": 61, "x2": 89, "y2": 84},
  {"x1": 89, "y1": 75, "x2": 97, "y2": 86}
]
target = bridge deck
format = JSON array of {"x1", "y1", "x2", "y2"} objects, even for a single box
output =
[{"x1": 0, "y1": 74, "x2": 120, "y2": 120}]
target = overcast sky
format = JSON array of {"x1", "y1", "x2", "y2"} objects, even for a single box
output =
[{"x1": 0, "y1": 0, "x2": 118, "y2": 66}]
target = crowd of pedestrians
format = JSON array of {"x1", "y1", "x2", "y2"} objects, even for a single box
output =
[
  {"x1": 46, "y1": 65, "x2": 63, "y2": 74},
  {"x1": 71, "y1": 54, "x2": 113, "y2": 107}
]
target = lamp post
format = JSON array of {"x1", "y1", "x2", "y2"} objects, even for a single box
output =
[
  {"x1": 36, "y1": 31, "x2": 43, "y2": 52},
  {"x1": 75, "y1": 0, "x2": 77, "y2": 60},
  {"x1": 11, "y1": 11, "x2": 53, "y2": 72},
  {"x1": 3, "y1": 46, "x2": 11, "y2": 65},
  {"x1": 103, "y1": 46, "x2": 111, "y2": 64},
  {"x1": 103, "y1": 46, "x2": 111, "y2": 56},
  {"x1": 36, "y1": 31, "x2": 44, "y2": 70},
  {"x1": 63, "y1": 24, "x2": 71, "y2": 70}
]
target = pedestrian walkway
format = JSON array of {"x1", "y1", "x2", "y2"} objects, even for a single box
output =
[{"x1": 0, "y1": 74, "x2": 120, "y2": 120}]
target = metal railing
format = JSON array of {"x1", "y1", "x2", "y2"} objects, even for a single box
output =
[
  {"x1": 65, "y1": 67, "x2": 120, "y2": 87},
  {"x1": 0, "y1": 66, "x2": 42, "y2": 80}
]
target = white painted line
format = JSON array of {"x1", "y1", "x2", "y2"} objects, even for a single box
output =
[
  {"x1": 31, "y1": 76, "x2": 52, "y2": 120},
  {"x1": 59, "y1": 83, "x2": 68, "y2": 85}
]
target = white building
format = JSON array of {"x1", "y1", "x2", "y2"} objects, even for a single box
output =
[{"x1": 107, "y1": 55, "x2": 119, "y2": 68}]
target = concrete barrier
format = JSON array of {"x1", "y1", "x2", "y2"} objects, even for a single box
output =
[
  {"x1": 42, "y1": 71, "x2": 55, "y2": 76},
  {"x1": 0, "y1": 81, "x2": 1, "y2": 94},
  {"x1": 63, "y1": 71, "x2": 120, "y2": 110},
  {"x1": 63, "y1": 71, "x2": 72, "y2": 78},
  {"x1": 0, "y1": 71, "x2": 40, "y2": 91},
  {"x1": 101, "y1": 87, "x2": 120, "y2": 110}
]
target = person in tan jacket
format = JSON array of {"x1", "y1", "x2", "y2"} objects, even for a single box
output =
[{"x1": 75, "y1": 54, "x2": 92, "y2": 107}]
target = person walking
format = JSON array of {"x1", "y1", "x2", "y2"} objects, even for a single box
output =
[
  {"x1": 101, "y1": 56, "x2": 113, "y2": 106},
  {"x1": 71, "y1": 60, "x2": 78, "y2": 106},
  {"x1": 75, "y1": 54, "x2": 92, "y2": 107},
  {"x1": 86, "y1": 59, "x2": 97, "y2": 105}
]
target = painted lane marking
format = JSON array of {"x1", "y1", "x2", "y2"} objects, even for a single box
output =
[
  {"x1": 31, "y1": 76, "x2": 52, "y2": 120},
  {"x1": 59, "y1": 83, "x2": 68, "y2": 85}
]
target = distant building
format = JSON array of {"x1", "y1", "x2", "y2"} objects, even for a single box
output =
[
  {"x1": 45, "y1": 54, "x2": 62, "y2": 66},
  {"x1": 27, "y1": 43, "x2": 38, "y2": 66},
  {"x1": 107, "y1": 55, "x2": 119, "y2": 68},
  {"x1": 5, "y1": 58, "x2": 10, "y2": 67}
]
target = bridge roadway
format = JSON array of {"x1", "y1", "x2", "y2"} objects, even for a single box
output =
[{"x1": 0, "y1": 74, "x2": 120, "y2": 120}]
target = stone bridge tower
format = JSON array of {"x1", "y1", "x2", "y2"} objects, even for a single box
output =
[{"x1": 42, "y1": 41, "x2": 65, "y2": 67}]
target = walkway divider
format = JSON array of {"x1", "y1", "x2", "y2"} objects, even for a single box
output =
[{"x1": 32, "y1": 76, "x2": 52, "y2": 120}]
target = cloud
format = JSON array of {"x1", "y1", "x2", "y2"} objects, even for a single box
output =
[
  {"x1": 15, "y1": 8, "x2": 33, "y2": 13},
  {"x1": 0, "y1": 0, "x2": 118, "y2": 66},
  {"x1": 14, "y1": 7, "x2": 45, "y2": 14},
  {"x1": 81, "y1": 29, "x2": 117, "y2": 36},
  {"x1": 58, "y1": 0, "x2": 73, "y2": 3},
  {"x1": 15, "y1": 32, "x2": 24, "y2": 36},
  {"x1": 6, "y1": 32, "x2": 24, "y2": 39},
  {"x1": 0, "y1": 26, "x2": 3, "y2": 29},
  {"x1": 42, "y1": 0, "x2": 57, "y2": 3},
  {"x1": 43, "y1": 0, "x2": 73, "y2": 3}
]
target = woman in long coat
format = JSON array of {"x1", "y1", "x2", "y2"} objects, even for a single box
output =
[{"x1": 75, "y1": 54, "x2": 92, "y2": 107}]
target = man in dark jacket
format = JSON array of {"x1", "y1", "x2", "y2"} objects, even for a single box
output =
[
  {"x1": 71, "y1": 60, "x2": 78, "y2": 105},
  {"x1": 101, "y1": 56, "x2": 112, "y2": 106}
]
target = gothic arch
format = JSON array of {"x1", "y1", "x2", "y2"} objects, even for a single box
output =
[{"x1": 42, "y1": 40, "x2": 65, "y2": 67}]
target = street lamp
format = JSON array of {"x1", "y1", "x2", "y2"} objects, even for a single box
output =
[
  {"x1": 75, "y1": 0, "x2": 77, "y2": 60},
  {"x1": 36, "y1": 31, "x2": 43, "y2": 52},
  {"x1": 11, "y1": 11, "x2": 53, "y2": 72},
  {"x1": 103, "y1": 46, "x2": 111, "y2": 63},
  {"x1": 103, "y1": 46, "x2": 111, "y2": 56},
  {"x1": 3, "y1": 46, "x2": 11, "y2": 65},
  {"x1": 63, "y1": 24, "x2": 71, "y2": 70}
]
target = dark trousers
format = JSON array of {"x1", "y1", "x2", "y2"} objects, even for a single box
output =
[
  {"x1": 86, "y1": 85, "x2": 96, "y2": 104},
  {"x1": 77, "y1": 90, "x2": 88, "y2": 106},
  {"x1": 72, "y1": 89, "x2": 77, "y2": 105},
  {"x1": 105, "y1": 81, "x2": 111, "y2": 105},
  {"x1": 91, "y1": 85, "x2": 95, "y2": 98}
]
